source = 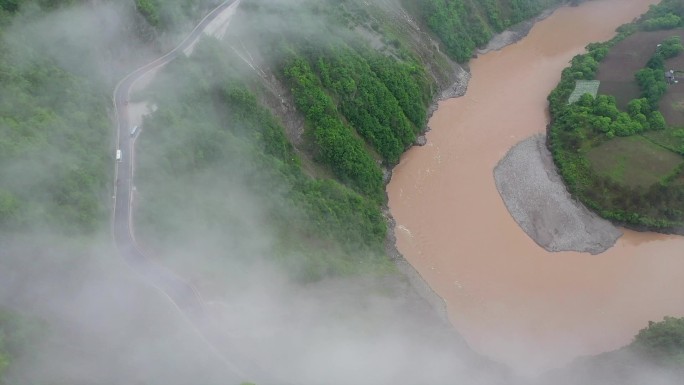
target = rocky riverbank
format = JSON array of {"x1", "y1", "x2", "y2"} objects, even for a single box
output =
[
  {"x1": 493, "y1": 134, "x2": 622, "y2": 254},
  {"x1": 477, "y1": 3, "x2": 567, "y2": 55},
  {"x1": 415, "y1": 65, "x2": 471, "y2": 147}
]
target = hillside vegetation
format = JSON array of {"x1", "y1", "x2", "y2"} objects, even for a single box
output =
[
  {"x1": 132, "y1": 0, "x2": 460, "y2": 285},
  {"x1": 0, "y1": 0, "x2": 239, "y2": 381},
  {"x1": 0, "y1": 1, "x2": 111, "y2": 234},
  {"x1": 5, "y1": 0, "x2": 684, "y2": 382},
  {"x1": 0, "y1": 0, "x2": 526, "y2": 378},
  {"x1": 548, "y1": 0, "x2": 684, "y2": 230},
  {"x1": 136, "y1": 40, "x2": 392, "y2": 281}
]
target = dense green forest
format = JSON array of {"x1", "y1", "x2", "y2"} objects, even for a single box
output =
[
  {"x1": 0, "y1": 1, "x2": 110, "y2": 234},
  {"x1": 230, "y1": 0, "x2": 443, "y2": 201},
  {"x1": 280, "y1": 43, "x2": 431, "y2": 199},
  {"x1": 0, "y1": 2, "x2": 103, "y2": 380},
  {"x1": 548, "y1": 0, "x2": 684, "y2": 229}
]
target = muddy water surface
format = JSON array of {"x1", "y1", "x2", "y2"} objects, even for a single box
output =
[{"x1": 386, "y1": 0, "x2": 684, "y2": 374}]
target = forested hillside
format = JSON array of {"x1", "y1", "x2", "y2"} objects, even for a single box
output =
[
  {"x1": 5, "y1": 0, "x2": 681, "y2": 383},
  {"x1": 131, "y1": 0, "x2": 568, "y2": 282},
  {"x1": 0, "y1": 0, "x2": 465, "y2": 380},
  {"x1": 0, "y1": 1, "x2": 110, "y2": 234},
  {"x1": 131, "y1": 0, "x2": 460, "y2": 285}
]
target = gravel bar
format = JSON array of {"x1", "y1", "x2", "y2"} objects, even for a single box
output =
[{"x1": 494, "y1": 134, "x2": 622, "y2": 254}]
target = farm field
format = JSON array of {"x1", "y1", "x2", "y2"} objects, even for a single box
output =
[
  {"x1": 568, "y1": 80, "x2": 600, "y2": 103},
  {"x1": 643, "y1": 127, "x2": 684, "y2": 152},
  {"x1": 586, "y1": 135, "x2": 683, "y2": 187},
  {"x1": 596, "y1": 29, "x2": 684, "y2": 114}
]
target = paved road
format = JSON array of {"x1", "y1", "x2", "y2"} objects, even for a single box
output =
[{"x1": 111, "y1": 1, "x2": 277, "y2": 383}]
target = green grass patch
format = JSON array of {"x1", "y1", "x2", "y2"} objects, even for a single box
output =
[
  {"x1": 643, "y1": 127, "x2": 684, "y2": 152},
  {"x1": 586, "y1": 135, "x2": 683, "y2": 187},
  {"x1": 671, "y1": 97, "x2": 684, "y2": 112}
]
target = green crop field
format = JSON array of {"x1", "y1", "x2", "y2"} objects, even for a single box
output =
[
  {"x1": 586, "y1": 136, "x2": 683, "y2": 187},
  {"x1": 643, "y1": 127, "x2": 684, "y2": 153},
  {"x1": 568, "y1": 80, "x2": 600, "y2": 104}
]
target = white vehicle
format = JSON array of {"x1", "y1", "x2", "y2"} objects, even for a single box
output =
[
  {"x1": 116, "y1": 149, "x2": 122, "y2": 161},
  {"x1": 130, "y1": 125, "x2": 139, "y2": 136}
]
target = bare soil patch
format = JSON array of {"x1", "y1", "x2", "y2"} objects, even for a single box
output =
[
  {"x1": 598, "y1": 80, "x2": 642, "y2": 109},
  {"x1": 596, "y1": 29, "x2": 684, "y2": 110}
]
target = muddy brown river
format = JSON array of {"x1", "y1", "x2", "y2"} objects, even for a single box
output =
[{"x1": 387, "y1": 0, "x2": 684, "y2": 374}]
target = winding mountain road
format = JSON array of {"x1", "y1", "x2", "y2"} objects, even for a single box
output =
[{"x1": 111, "y1": 1, "x2": 274, "y2": 383}]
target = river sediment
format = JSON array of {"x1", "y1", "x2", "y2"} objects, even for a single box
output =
[{"x1": 493, "y1": 134, "x2": 622, "y2": 254}]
